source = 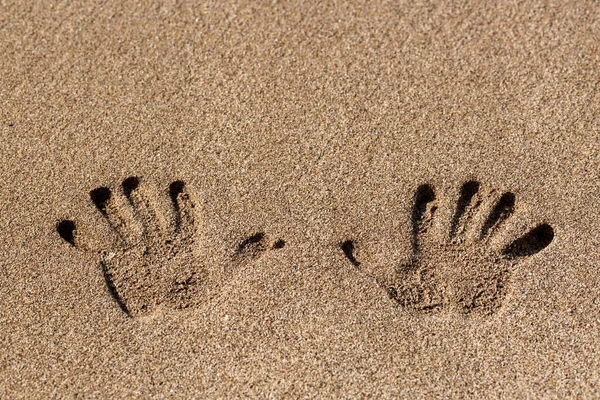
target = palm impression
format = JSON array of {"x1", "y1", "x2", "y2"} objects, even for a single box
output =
[
  {"x1": 57, "y1": 177, "x2": 281, "y2": 317},
  {"x1": 345, "y1": 181, "x2": 554, "y2": 316}
]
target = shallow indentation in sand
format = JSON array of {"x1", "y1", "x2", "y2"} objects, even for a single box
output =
[
  {"x1": 342, "y1": 180, "x2": 555, "y2": 317},
  {"x1": 57, "y1": 176, "x2": 284, "y2": 317}
]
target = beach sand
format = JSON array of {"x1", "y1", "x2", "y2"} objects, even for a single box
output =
[{"x1": 1, "y1": 1, "x2": 599, "y2": 397}]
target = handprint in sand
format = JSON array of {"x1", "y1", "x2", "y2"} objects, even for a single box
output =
[
  {"x1": 57, "y1": 176, "x2": 281, "y2": 317},
  {"x1": 343, "y1": 180, "x2": 554, "y2": 316}
]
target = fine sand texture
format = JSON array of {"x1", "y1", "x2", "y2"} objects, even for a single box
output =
[{"x1": 1, "y1": 1, "x2": 600, "y2": 398}]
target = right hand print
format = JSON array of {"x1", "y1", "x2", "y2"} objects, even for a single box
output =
[{"x1": 343, "y1": 180, "x2": 554, "y2": 317}]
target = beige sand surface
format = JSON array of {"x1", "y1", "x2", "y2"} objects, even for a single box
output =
[{"x1": 1, "y1": 1, "x2": 600, "y2": 398}]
